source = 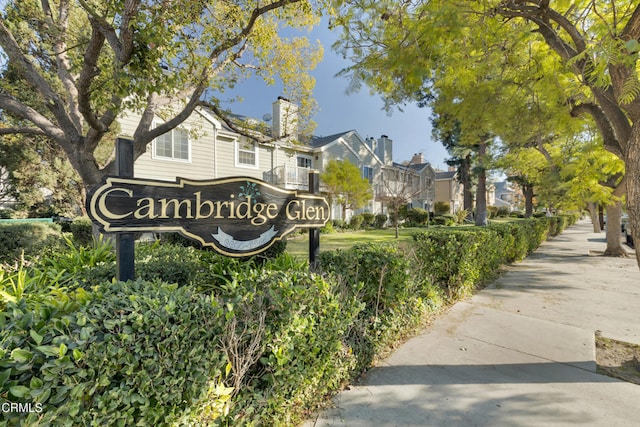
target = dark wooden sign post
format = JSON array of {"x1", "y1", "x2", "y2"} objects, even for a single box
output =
[
  {"x1": 115, "y1": 138, "x2": 135, "y2": 281},
  {"x1": 308, "y1": 170, "x2": 320, "y2": 271},
  {"x1": 87, "y1": 145, "x2": 329, "y2": 278}
]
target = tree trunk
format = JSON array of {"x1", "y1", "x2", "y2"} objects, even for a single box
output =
[
  {"x1": 475, "y1": 143, "x2": 487, "y2": 226},
  {"x1": 523, "y1": 184, "x2": 534, "y2": 218},
  {"x1": 603, "y1": 200, "x2": 628, "y2": 257},
  {"x1": 626, "y1": 124, "x2": 640, "y2": 267},
  {"x1": 586, "y1": 202, "x2": 601, "y2": 233},
  {"x1": 461, "y1": 154, "x2": 474, "y2": 215}
]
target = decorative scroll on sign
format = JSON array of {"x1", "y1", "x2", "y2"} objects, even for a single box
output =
[{"x1": 87, "y1": 176, "x2": 329, "y2": 257}]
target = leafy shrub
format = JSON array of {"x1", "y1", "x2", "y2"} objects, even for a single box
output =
[
  {"x1": 320, "y1": 220, "x2": 335, "y2": 234},
  {"x1": 216, "y1": 269, "x2": 362, "y2": 426},
  {"x1": 331, "y1": 219, "x2": 345, "y2": 229},
  {"x1": 434, "y1": 201, "x2": 450, "y2": 215},
  {"x1": 349, "y1": 214, "x2": 364, "y2": 230},
  {"x1": 487, "y1": 206, "x2": 499, "y2": 219},
  {"x1": 0, "y1": 222, "x2": 63, "y2": 264},
  {"x1": 433, "y1": 214, "x2": 455, "y2": 226},
  {"x1": 454, "y1": 209, "x2": 469, "y2": 224},
  {"x1": 318, "y1": 243, "x2": 428, "y2": 373},
  {"x1": 406, "y1": 207, "x2": 429, "y2": 225},
  {"x1": 496, "y1": 207, "x2": 510, "y2": 218},
  {"x1": 413, "y1": 227, "x2": 504, "y2": 300},
  {"x1": 488, "y1": 222, "x2": 528, "y2": 263},
  {"x1": 0, "y1": 209, "x2": 14, "y2": 219},
  {"x1": 360, "y1": 212, "x2": 375, "y2": 227},
  {"x1": 374, "y1": 214, "x2": 388, "y2": 229},
  {"x1": 0, "y1": 280, "x2": 227, "y2": 426},
  {"x1": 509, "y1": 210, "x2": 525, "y2": 218},
  {"x1": 136, "y1": 242, "x2": 201, "y2": 285},
  {"x1": 70, "y1": 217, "x2": 93, "y2": 247}
]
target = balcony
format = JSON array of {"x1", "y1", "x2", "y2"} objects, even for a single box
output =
[{"x1": 264, "y1": 165, "x2": 311, "y2": 190}]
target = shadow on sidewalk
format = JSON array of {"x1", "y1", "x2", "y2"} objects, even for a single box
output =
[{"x1": 358, "y1": 362, "x2": 617, "y2": 386}]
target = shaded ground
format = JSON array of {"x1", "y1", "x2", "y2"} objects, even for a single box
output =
[{"x1": 596, "y1": 334, "x2": 640, "y2": 386}]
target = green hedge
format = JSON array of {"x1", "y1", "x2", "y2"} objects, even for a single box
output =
[
  {"x1": 318, "y1": 243, "x2": 439, "y2": 373},
  {"x1": 0, "y1": 280, "x2": 226, "y2": 426},
  {"x1": 218, "y1": 269, "x2": 362, "y2": 425},
  {"x1": 0, "y1": 222, "x2": 64, "y2": 264},
  {"x1": 0, "y1": 216, "x2": 578, "y2": 426},
  {"x1": 413, "y1": 227, "x2": 503, "y2": 300}
]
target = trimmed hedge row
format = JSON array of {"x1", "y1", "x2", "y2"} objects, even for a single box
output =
[
  {"x1": 0, "y1": 223, "x2": 64, "y2": 264},
  {"x1": 0, "y1": 215, "x2": 578, "y2": 426},
  {"x1": 411, "y1": 215, "x2": 578, "y2": 301}
]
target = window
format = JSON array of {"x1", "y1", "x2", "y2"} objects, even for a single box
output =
[
  {"x1": 236, "y1": 141, "x2": 258, "y2": 168},
  {"x1": 153, "y1": 127, "x2": 189, "y2": 161},
  {"x1": 362, "y1": 166, "x2": 374, "y2": 183},
  {"x1": 297, "y1": 156, "x2": 312, "y2": 168}
]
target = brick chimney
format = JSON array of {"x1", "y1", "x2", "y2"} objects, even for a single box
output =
[{"x1": 411, "y1": 153, "x2": 424, "y2": 164}]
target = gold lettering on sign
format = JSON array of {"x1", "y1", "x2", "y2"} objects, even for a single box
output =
[
  {"x1": 195, "y1": 191, "x2": 214, "y2": 219},
  {"x1": 159, "y1": 198, "x2": 193, "y2": 219},
  {"x1": 135, "y1": 197, "x2": 158, "y2": 219},
  {"x1": 98, "y1": 188, "x2": 133, "y2": 220}
]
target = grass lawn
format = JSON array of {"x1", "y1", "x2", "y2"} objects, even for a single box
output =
[{"x1": 286, "y1": 227, "x2": 422, "y2": 259}]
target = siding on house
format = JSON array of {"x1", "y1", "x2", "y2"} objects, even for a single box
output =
[{"x1": 117, "y1": 102, "x2": 438, "y2": 221}]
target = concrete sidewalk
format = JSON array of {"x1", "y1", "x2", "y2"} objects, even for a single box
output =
[{"x1": 304, "y1": 220, "x2": 640, "y2": 427}]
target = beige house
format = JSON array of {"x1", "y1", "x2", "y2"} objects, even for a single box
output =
[
  {"x1": 118, "y1": 98, "x2": 436, "y2": 221},
  {"x1": 434, "y1": 168, "x2": 464, "y2": 213}
]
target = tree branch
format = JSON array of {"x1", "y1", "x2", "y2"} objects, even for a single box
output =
[
  {"x1": 0, "y1": 94, "x2": 67, "y2": 144},
  {"x1": 0, "y1": 127, "x2": 48, "y2": 136},
  {"x1": 41, "y1": 0, "x2": 83, "y2": 131},
  {"x1": 0, "y1": 19, "x2": 80, "y2": 139},
  {"x1": 570, "y1": 102, "x2": 626, "y2": 158}
]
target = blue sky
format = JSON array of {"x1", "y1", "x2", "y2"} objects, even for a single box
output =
[{"x1": 221, "y1": 19, "x2": 451, "y2": 170}]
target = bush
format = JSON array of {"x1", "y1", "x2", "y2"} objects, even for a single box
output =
[
  {"x1": 320, "y1": 220, "x2": 335, "y2": 234},
  {"x1": 487, "y1": 206, "x2": 499, "y2": 219},
  {"x1": 413, "y1": 227, "x2": 504, "y2": 301},
  {"x1": 488, "y1": 222, "x2": 528, "y2": 263},
  {"x1": 331, "y1": 219, "x2": 346, "y2": 229},
  {"x1": 406, "y1": 208, "x2": 429, "y2": 225},
  {"x1": 0, "y1": 208, "x2": 14, "y2": 219},
  {"x1": 432, "y1": 214, "x2": 455, "y2": 226},
  {"x1": 454, "y1": 209, "x2": 469, "y2": 224},
  {"x1": 349, "y1": 214, "x2": 364, "y2": 230},
  {"x1": 70, "y1": 217, "x2": 93, "y2": 246},
  {"x1": 496, "y1": 207, "x2": 510, "y2": 218},
  {"x1": 360, "y1": 212, "x2": 375, "y2": 228},
  {"x1": 374, "y1": 214, "x2": 388, "y2": 229},
  {"x1": 434, "y1": 201, "x2": 450, "y2": 215},
  {"x1": 0, "y1": 222, "x2": 64, "y2": 264},
  {"x1": 319, "y1": 243, "x2": 428, "y2": 373},
  {"x1": 220, "y1": 269, "x2": 362, "y2": 426},
  {"x1": 0, "y1": 280, "x2": 227, "y2": 426},
  {"x1": 136, "y1": 242, "x2": 202, "y2": 285},
  {"x1": 509, "y1": 210, "x2": 525, "y2": 218}
]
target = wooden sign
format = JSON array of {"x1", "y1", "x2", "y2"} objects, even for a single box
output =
[{"x1": 87, "y1": 176, "x2": 329, "y2": 257}]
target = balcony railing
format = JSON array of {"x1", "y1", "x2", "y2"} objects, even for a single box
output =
[{"x1": 263, "y1": 165, "x2": 311, "y2": 190}]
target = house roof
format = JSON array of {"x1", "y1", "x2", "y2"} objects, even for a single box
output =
[
  {"x1": 493, "y1": 198, "x2": 512, "y2": 208},
  {"x1": 494, "y1": 181, "x2": 516, "y2": 195},
  {"x1": 309, "y1": 131, "x2": 355, "y2": 148},
  {"x1": 435, "y1": 171, "x2": 456, "y2": 180}
]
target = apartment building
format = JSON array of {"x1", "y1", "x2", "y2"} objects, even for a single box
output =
[{"x1": 118, "y1": 98, "x2": 436, "y2": 221}]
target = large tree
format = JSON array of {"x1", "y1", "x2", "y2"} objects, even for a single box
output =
[
  {"x1": 0, "y1": 0, "x2": 323, "y2": 201},
  {"x1": 332, "y1": 0, "x2": 640, "y2": 265}
]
